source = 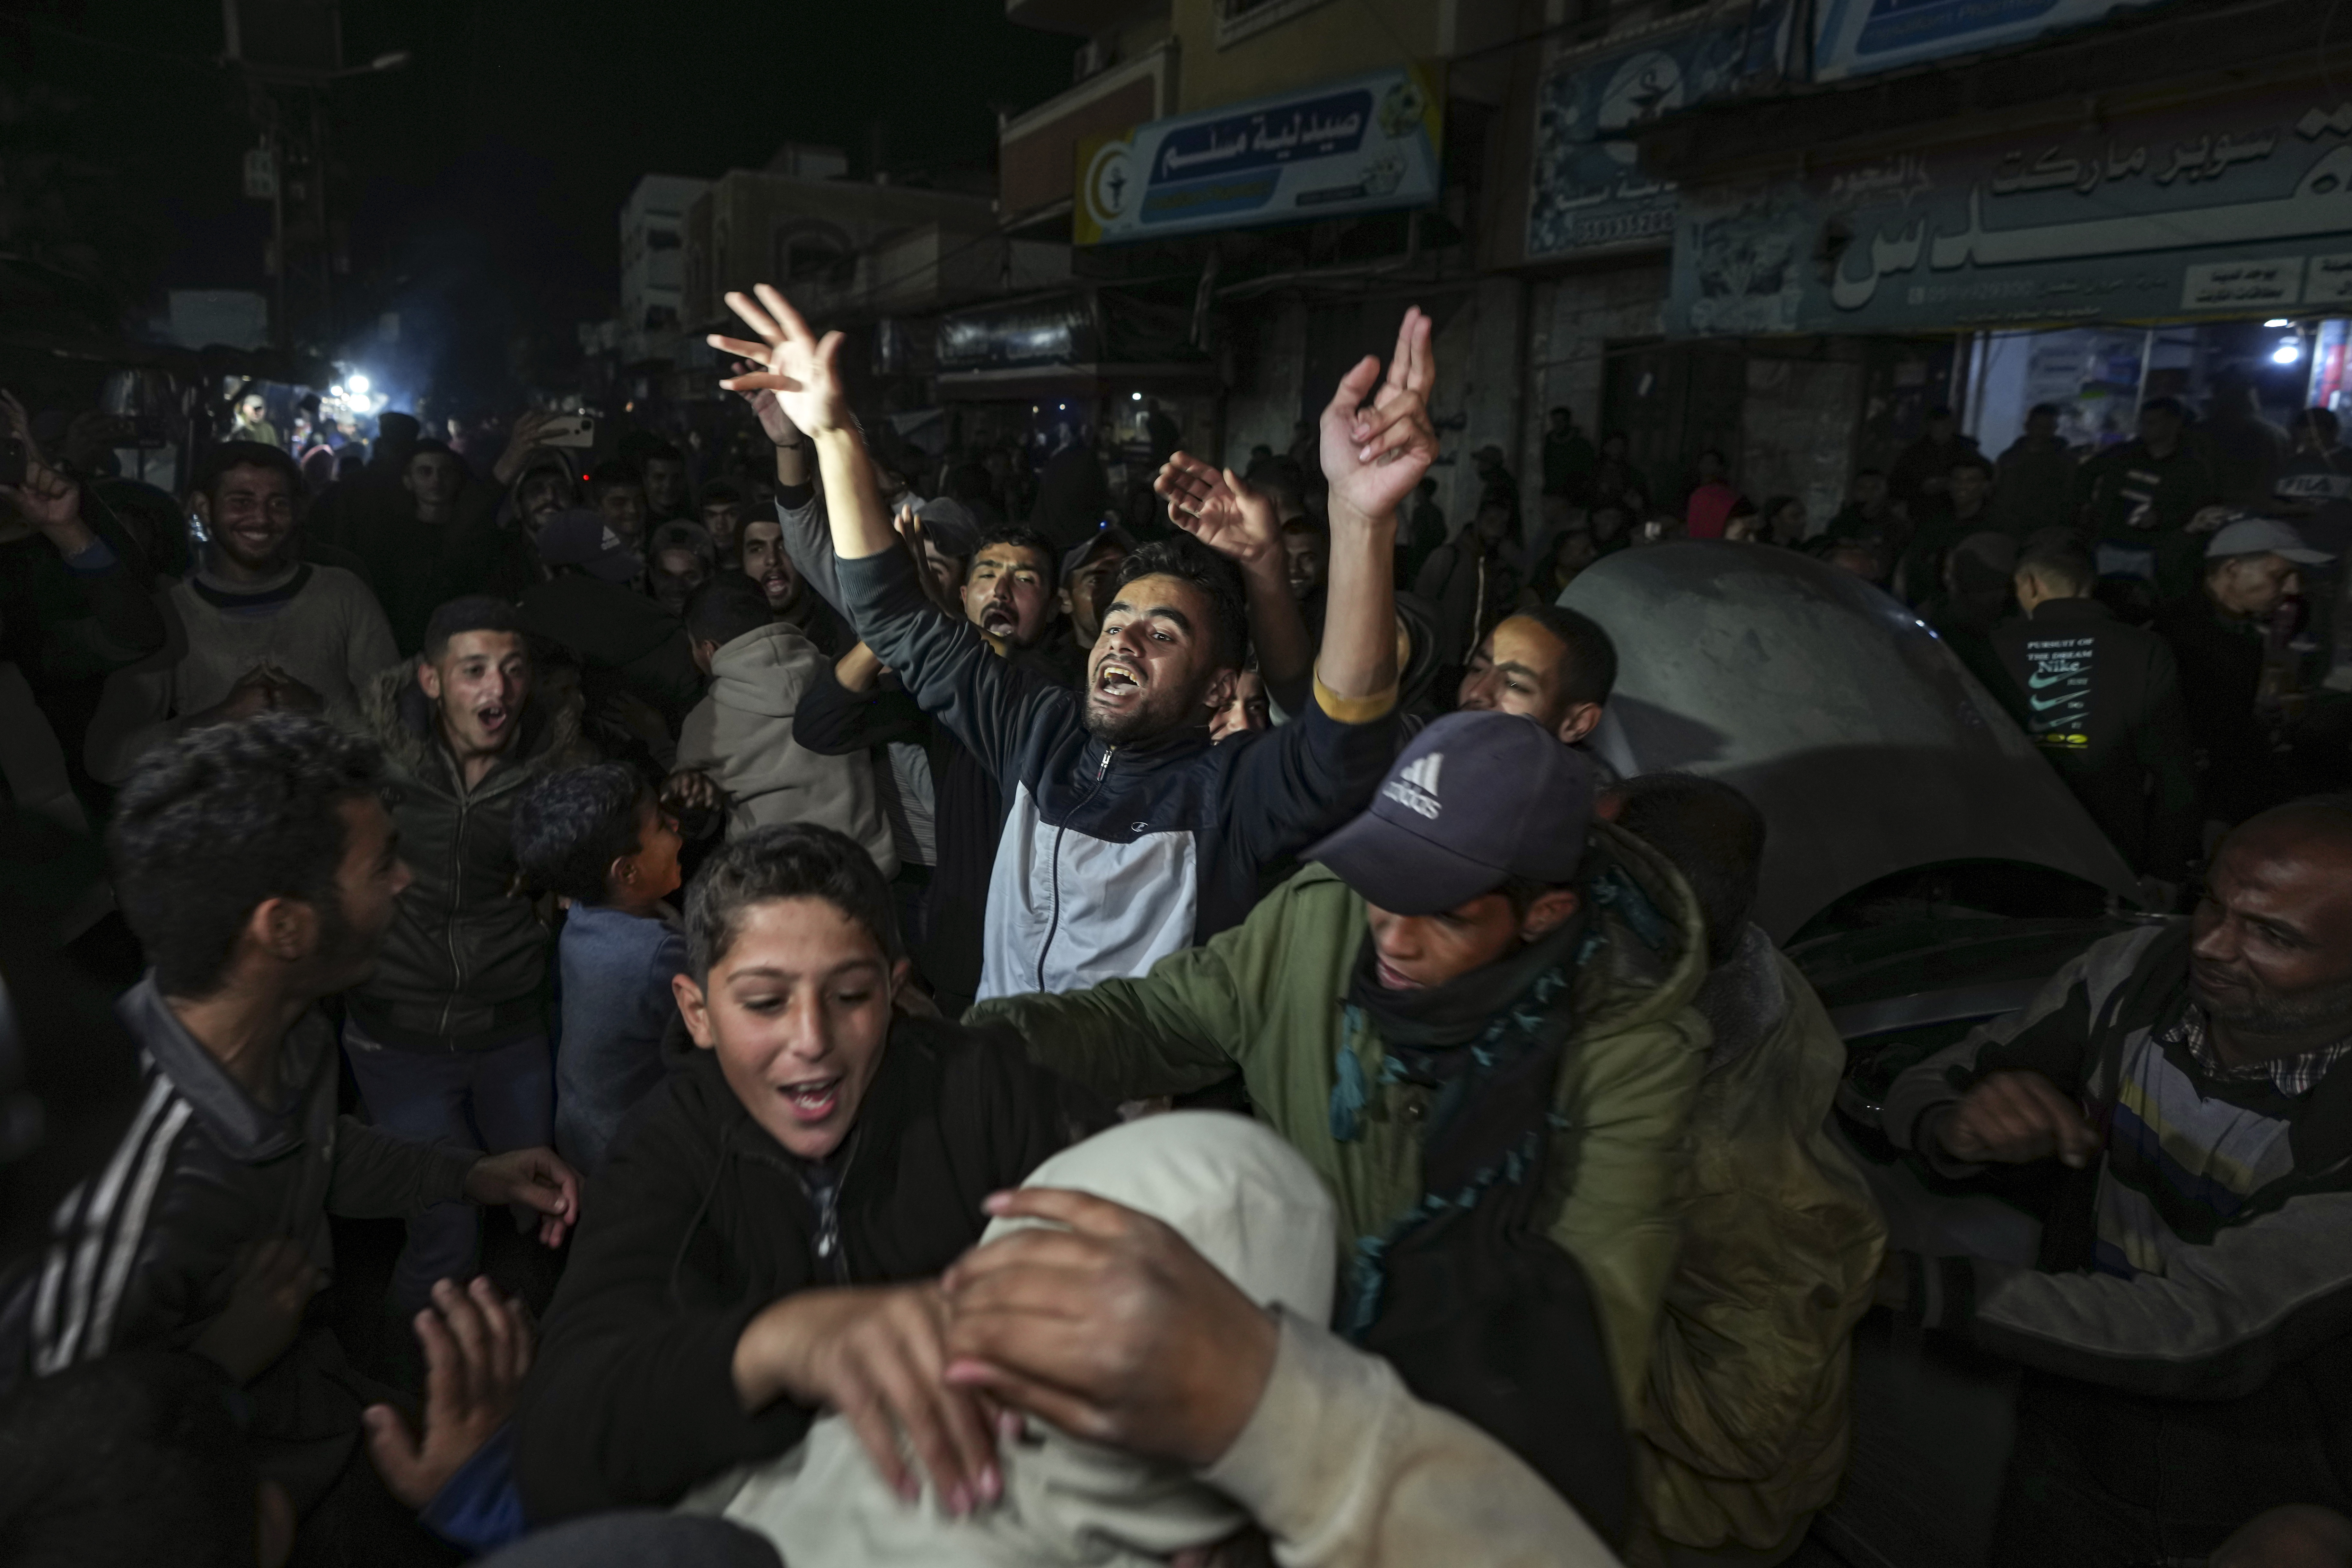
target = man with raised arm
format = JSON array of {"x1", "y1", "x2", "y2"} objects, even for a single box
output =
[{"x1": 712, "y1": 286, "x2": 1415, "y2": 998}]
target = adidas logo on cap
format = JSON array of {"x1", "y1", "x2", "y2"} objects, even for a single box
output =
[{"x1": 1382, "y1": 751, "x2": 1443, "y2": 820}]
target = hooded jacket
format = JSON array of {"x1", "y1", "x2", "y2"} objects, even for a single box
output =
[
  {"x1": 674, "y1": 622, "x2": 896, "y2": 875},
  {"x1": 840, "y1": 546, "x2": 1395, "y2": 1003},
  {"x1": 511, "y1": 1024, "x2": 1107, "y2": 1521},
  {"x1": 966, "y1": 825, "x2": 1712, "y2": 1427},
  {"x1": 347, "y1": 663, "x2": 595, "y2": 1053},
  {"x1": 0, "y1": 976, "x2": 481, "y2": 1507},
  {"x1": 1632, "y1": 926, "x2": 1886, "y2": 1559}
]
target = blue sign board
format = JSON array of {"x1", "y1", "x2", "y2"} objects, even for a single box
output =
[
  {"x1": 1813, "y1": 0, "x2": 2160, "y2": 82},
  {"x1": 1076, "y1": 66, "x2": 1443, "y2": 246}
]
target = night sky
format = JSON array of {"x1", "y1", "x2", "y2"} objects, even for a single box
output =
[{"x1": 6, "y1": 0, "x2": 1072, "y2": 408}]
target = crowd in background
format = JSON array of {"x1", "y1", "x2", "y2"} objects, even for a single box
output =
[{"x1": 0, "y1": 286, "x2": 2351, "y2": 1568}]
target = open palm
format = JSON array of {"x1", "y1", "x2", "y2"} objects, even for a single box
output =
[
  {"x1": 1155, "y1": 452, "x2": 1278, "y2": 569},
  {"x1": 1320, "y1": 307, "x2": 1437, "y2": 522},
  {"x1": 709, "y1": 285, "x2": 849, "y2": 439}
]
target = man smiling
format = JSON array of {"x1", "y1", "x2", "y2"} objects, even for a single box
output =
[
  {"x1": 715, "y1": 284, "x2": 1417, "y2": 998},
  {"x1": 1882, "y1": 797, "x2": 2352, "y2": 1566},
  {"x1": 348, "y1": 596, "x2": 595, "y2": 1315}
]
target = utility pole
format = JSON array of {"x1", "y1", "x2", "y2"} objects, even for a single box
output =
[{"x1": 222, "y1": 0, "x2": 408, "y2": 355}]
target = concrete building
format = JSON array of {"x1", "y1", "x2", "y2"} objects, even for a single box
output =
[{"x1": 619, "y1": 175, "x2": 711, "y2": 370}]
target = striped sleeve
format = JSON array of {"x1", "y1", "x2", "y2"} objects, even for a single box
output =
[{"x1": 30, "y1": 1070, "x2": 195, "y2": 1373}]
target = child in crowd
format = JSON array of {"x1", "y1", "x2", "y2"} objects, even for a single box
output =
[{"x1": 513, "y1": 762, "x2": 687, "y2": 1177}]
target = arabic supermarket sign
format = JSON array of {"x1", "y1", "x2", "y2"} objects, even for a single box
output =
[
  {"x1": 1074, "y1": 65, "x2": 1444, "y2": 246},
  {"x1": 1669, "y1": 86, "x2": 2352, "y2": 335}
]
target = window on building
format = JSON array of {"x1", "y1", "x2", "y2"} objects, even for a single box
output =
[
  {"x1": 1214, "y1": 0, "x2": 1333, "y2": 46},
  {"x1": 647, "y1": 227, "x2": 682, "y2": 251},
  {"x1": 774, "y1": 225, "x2": 856, "y2": 288}
]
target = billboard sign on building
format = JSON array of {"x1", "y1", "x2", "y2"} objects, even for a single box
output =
[
  {"x1": 1668, "y1": 84, "x2": 2352, "y2": 335},
  {"x1": 1524, "y1": 11, "x2": 1788, "y2": 262},
  {"x1": 1812, "y1": 0, "x2": 2160, "y2": 83},
  {"x1": 1074, "y1": 65, "x2": 1444, "y2": 246}
]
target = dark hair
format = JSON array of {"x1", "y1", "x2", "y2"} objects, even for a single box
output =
[
  {"x1": 189, "y1": 441, "x2": 302, "y2": 508},
  {"x1": 512, "y1": 763, "x2": 649, "y2": 904},
  {"x1": 698, "y1": 477, "x2": 745, "y2": 506},
  {"x1": 1513, "y1": 603, "x2": 1619, "y2": 709},
  {"x1": 684, "y1": 573, "x2": 775, "y2": 650},
  {"x1": 109, "y1": 714, "x2": 383, "y2": 999},
  {"x1": 588, "y1": 459, "x2": 645, "y2": 497},
  {"x1": 618, "y1": 432, "x2": 683, "y2": 465},
  {"x1": 974, "y1": 523, "x2": 1057, "y2": 588},
  {"x1": 1279, "y1": 514, "x2": 1330, "y2": 540},
  {"x1": 421, "y1": 595, "x2": 527, "y2": 663},
  {"x1": 0, "y1": 1351, "x2": 261, "y2": 1567},
  {"x1": 2141, "y1": 396, "x2": 2188, "y2": 421},
  {"x1": 1610, "y1": 773, "x2": 1765, "y2": 966},
  {"x1": 1549, "y1": 405, "x2": 1573, "y2": 420},
  {"x1": 1951, "y1": 453, "x2": 1995, "y2": 480},
  {"x1": 407, "y1": 438, "x2": 456, "y2": 464},
  {"x1": 1111, "y1": 534, "x2": 1250, "y2": 670},
  {"x1": 685, "y1": 824, "x2": 901, "y2": 981},
  {"x1": 2016, "y1": 531, "x2": 2096, "y2": 596},
  {"x1": 2027, "y1": 401, "x2": 2063, "y2": 420}
]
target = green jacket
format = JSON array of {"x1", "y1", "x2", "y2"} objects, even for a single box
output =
[
  {"x1": 1630, "y1": 933, "x2": 1885, "y2": 1559},
  {"x1": 968, "y1": 821, "x2": 1712, "y2": 1419}
]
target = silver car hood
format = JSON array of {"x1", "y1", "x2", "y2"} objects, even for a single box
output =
[{"x1": 1560, "y1": 542, "x2": 2138, "y2": 939}]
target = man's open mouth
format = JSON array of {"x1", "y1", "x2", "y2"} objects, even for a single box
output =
[
  {"x1": 981, "y1": 606, "x2": 1019, "y2": 636},
  {"x1": 475, "y1": 704, "x2": 510, "y2": 735},
  {"x1": 1094, "y1": 660, "x2": 1142, "y2": 698},
  {"x1": 777, "y1": 1075, "x2": 841, "y2": 1123}
]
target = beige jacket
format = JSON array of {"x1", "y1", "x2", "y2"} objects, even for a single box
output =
[
  {"x1": 674, "y1": 623, "x2": 897, "y2": 876},
  {"x1": 1212, "y1": 1313, "x2": 1622, "y2": 1567}
]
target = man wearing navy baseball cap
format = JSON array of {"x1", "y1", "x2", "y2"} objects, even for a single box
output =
[{"x1": 970, "y1": 710, "x2": 1714, "y2": 1544}]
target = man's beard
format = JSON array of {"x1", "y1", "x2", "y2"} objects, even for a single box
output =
[{"x1": 2196, "y1": 965, "x2": 2352, "y2": 1042}]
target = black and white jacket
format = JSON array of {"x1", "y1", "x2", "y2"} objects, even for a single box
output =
[
  {"x1": 840, "y1": 547, "x2": 1397, "y2": 1000},
  {"x1": 0, "y1": 975, "x2": 482, "y2": 1504}
]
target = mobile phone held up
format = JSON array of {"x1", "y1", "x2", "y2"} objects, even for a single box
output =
[{"x1": 539, "y1": 414, "x2": 597, "y2": 450}]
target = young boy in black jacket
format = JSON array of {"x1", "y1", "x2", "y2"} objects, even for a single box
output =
[{"x1": 513, "y1": 824, "x2": 1106, "y2": 1523}]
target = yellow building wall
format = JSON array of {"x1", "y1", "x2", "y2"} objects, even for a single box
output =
[{"x1": 1171, "y1": 0, "x2": 1442, "y2": 113}]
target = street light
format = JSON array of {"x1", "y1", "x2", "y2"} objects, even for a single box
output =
[
  {"x1": 328, "y1": 49, "x2": 411, "y2": 78},
  {"x1": 2274, "y1": 339, "x2": 2303, "y2": 366},
  {"x1": 347, "y1": 372, "x2": 371, "y2": 396}
]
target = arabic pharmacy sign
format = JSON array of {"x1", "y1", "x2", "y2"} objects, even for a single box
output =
[
  {"x1": 1525, "y1": 15, "x2": 1785, "y2": 260},
  {"x1": 1813, "y1": 0, "x2": 2158, "y2": 83},
  {"x1": 1668, "y1": 88, "x2": 2352, "y2": 336},
  {"x1": 1074, "y1": 65, "x2": 1444, "y2": 246}
]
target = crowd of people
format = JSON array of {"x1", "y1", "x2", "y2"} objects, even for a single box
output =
[{"x1": 0, "y1": 283, "x2": 2349, "y2": 1568}]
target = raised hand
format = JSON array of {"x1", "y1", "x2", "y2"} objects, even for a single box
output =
[
  {"x1": 709, "y1": 285, "x2": 849, "y2": 441},
  {"x1": 730, "y1": 360, "x2": 804, "y2": 448},
  {"x1": 1320, "y1": 307, "x2": 1437, "y2": 525},
  {"x1": 1156, "y1": 454, "x2": 1279, "y2": 571},
  {"x1": 364, "y1": 1277, "x2": 537, "y2": 1509},
  {"x1": 894, "y1": 505, "x2": 965, "y2": 620}
]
